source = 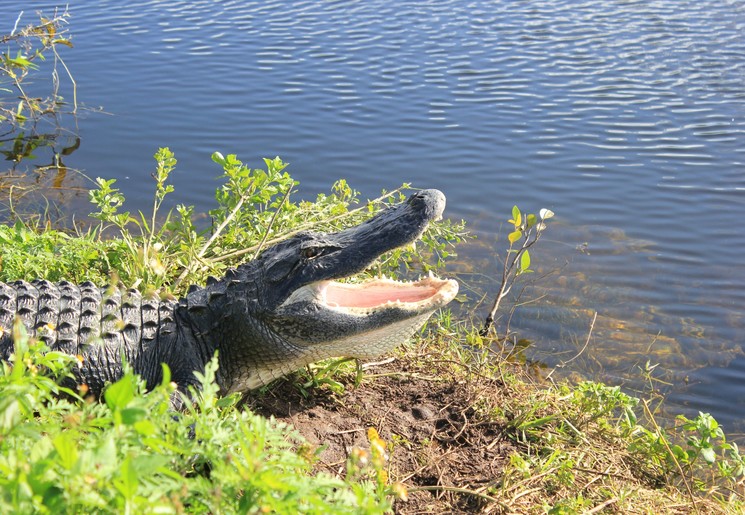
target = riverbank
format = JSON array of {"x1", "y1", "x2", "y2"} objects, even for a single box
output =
[
  {"x1": 2, "y1": 311, "x2": 742, "y2": 513},
  {"x1": 248, "y1": 321, "x2": 744, "y2": 514}
]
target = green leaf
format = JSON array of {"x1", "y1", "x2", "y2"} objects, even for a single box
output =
[
  {"x1": 520, "y1": 249, "x2": 531, "y2": 272},
  {"x1": 104, "y1": 375, "x2": 136, "y2": 410},
  {"x1": 517, "y1": 415, "x2": 557, "y2": 430},
  {"x1": 0, "y1": 397, "x2": 21, "y2": 434},
  {"x1": 114, "y1": 456, "x2": 138, "y2": 498},
  {"x1": 133, "y1": 419, "x2": 156, "y2": 436},
  {"x1": 508, "y1": 230, "x2": 522, "y2": 244},
  {"x1": 94, "y1": 435, "x2": 117, "y2": 468},
  {"x1": 53, "y1": 433, "x2": 78, "y2": 470},
  {"x1": 509, "y1": 205, "x2": 521, "y2": 228},
  {"x1": 701, "y1": 446, "x2": 717, "y2": 464},
  {"x1": 132, "y1": 454, "x2": 169, "y2": 476},
  {"x1": 120, "y1": 407, "x2": 147, "y2": 425},
  {"x1": 671, "y1": 444, "x2": 687, "y2": 461}
]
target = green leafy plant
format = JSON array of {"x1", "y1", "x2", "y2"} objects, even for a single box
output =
[
  {"x1": 0, "y1": 320, "x2": 397, "y2": 513},
  {"x1": 88, "y1": 148, "x2": 182, "y2": 289},
  {"x1": 481, "y1": 205, "x2": 554, "y2": 336},
  {"x1": 669, "y1": 412, "x2": 745, "y2": 491}
]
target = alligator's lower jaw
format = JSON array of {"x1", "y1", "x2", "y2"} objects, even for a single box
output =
[
  {"x1": 320, "y1": 275, "x2": 459, "y2": 315},
  {"x1": 249, "y1": 274, "x2": 458, "y2": 392},
  {"x1": 237, "y1": 275, "x2": 459, "y2": 392}
]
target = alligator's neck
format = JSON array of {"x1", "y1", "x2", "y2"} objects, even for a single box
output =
[{"x1": 175, "y1": 271, "x2": 260, "y2": 393}]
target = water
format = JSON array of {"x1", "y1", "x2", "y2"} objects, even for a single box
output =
[{"x1": 4, "y1": 0, "x2": 745, "y2": 432}]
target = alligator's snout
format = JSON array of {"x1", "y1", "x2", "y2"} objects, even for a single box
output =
[{"x1": 408, "y1": 188, "x2": 446, "y2": 221}]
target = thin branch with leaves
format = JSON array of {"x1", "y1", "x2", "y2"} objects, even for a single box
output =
[
  {"x1": 481, "y1": 205, "x2": 554, "y2": 336},
  {"x1": 1, "y1": 8, "x2": 75, "y2": 129}
]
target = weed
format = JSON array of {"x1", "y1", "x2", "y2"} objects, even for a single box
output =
[
  {"x1": 1, "y1": 9, "x2": 75, "y2": 132},
  {"x1": 481, "y1": 205, "x2": 554, "y2": 336}
]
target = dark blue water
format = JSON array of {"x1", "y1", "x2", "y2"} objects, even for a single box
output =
[{"x1": 4, "y1": 0, "x2": 745, "y2": 432}]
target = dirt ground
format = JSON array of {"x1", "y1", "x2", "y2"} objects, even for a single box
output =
[{"x1": 247, "y1": 354, "x2": 518, "y2": 514}]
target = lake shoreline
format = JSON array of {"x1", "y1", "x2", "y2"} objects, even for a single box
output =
[{"x1": 247, "y1": 328, "x2": 743, "y2": 513}]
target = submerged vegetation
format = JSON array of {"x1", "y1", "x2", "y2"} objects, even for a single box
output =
[
  {"x1": 0, "y1": 151, "x2": 742, "y2": 513},
  {"x1": 0, "y1": 8, "x2": 75, "y2": 131}
]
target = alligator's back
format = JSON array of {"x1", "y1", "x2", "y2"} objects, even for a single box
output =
[{"x1": 0, "y1": 279, "x2": 177, "y2": 394}]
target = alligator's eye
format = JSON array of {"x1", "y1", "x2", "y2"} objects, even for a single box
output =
[{"x1": 302, "y1": 247, "x2": 321, "y2": 259}]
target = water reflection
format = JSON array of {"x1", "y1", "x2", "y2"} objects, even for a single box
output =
[{"x1": 0, "y1": 124, "x2": 86, "y2": 223}]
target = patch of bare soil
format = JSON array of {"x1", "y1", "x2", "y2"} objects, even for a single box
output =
[{"x1": 247, "y1": 354, "x2": 517, "y2": 514}]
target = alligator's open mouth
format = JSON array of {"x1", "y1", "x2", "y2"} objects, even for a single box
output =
[
  {"x1": 278, "y1": 273, "x2": 459, "y2": 315},
  {"x1": 320, "y1": 274, "x2": 458, "y2": 314}
]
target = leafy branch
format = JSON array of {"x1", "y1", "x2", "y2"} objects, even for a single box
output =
[
  {"x1": 481, "y1": 205, "x2": 554, "y2": 336},
  {"x1": 0, "y1": 8, "x2": 75, "y2": 133}
]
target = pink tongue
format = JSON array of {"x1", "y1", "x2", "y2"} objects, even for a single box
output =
[{"x1": 326, "y1": 284, "x2": 436, "y2": 308}]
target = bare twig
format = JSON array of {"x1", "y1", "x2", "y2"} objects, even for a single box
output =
[
  {"x1": 546, "y1": 311, "x2": 597, "y2": 381},
  {"x1": 53, "y1": 46, "x2": 77, "y2": 114},
  {"x1": 11, "y1": 11, "x2": 23, "y2": 36}
]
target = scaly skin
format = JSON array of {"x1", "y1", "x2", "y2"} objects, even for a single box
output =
[{"x1": 0, "y1": 190, "x2": 458, "y2": 396}]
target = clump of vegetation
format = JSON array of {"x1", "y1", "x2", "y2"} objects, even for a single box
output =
[{"x1": 0, "y1": 320, "x2": 401, "y2": 513}]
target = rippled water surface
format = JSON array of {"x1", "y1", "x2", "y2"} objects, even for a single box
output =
[{"x1": 7, "y1": 0, "x2": 745, "y2": 431}]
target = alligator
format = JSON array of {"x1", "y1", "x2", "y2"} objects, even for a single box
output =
[{"x1": 0, "y1": 189, "x2": 458, "y2": 398}]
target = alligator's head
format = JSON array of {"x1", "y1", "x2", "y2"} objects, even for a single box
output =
[{"x1": 202, "y1": 189, "x2": 459, "y2": 392}]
